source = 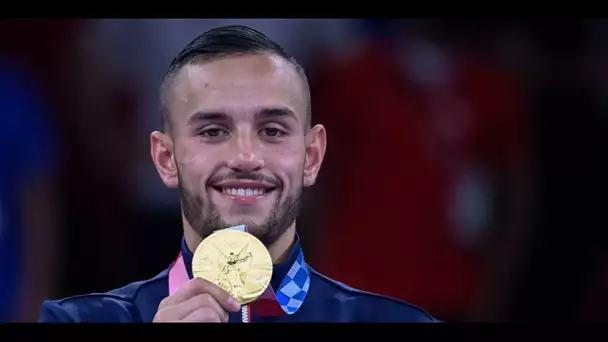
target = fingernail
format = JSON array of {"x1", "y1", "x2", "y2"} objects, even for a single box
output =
[{"x1": 229, "y1": 296, "x2": 240, "y2": 310}]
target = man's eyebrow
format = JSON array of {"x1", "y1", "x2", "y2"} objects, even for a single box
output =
[
  {"x1": 185, "y1": 107, "x2": 298, "y2": 126},
  {"x1": 186, "y1": 111, "x2": 230, "y2": 125},
  {"x1": 254, "y1": 107, "x2": 298, "y2": 122}
]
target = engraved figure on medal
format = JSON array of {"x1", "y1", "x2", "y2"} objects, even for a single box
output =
[{"x1": 215, "y1": 243, "x2": 253, "y2": 299}]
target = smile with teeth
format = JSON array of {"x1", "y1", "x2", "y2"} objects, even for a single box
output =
[
  {"x1": 222, "y1": 188, "x2": 267, "y2": 196},
  {"x1": 212, "y1": 180, "x2": 277, "y2": 202}
]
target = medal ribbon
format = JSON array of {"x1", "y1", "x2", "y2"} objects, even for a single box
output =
[{"x1": 168, "y1": 225, "x2": 310, "y2": 321}]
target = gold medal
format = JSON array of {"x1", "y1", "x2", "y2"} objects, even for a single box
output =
[{"x1": 192, "y1": 229, "x2": 273, "y2": 305}]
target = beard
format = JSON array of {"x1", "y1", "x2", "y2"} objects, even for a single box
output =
[{"x1": 178, "y1": 172, "x2": 301, "y2": 247}]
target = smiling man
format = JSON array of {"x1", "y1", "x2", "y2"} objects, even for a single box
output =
[{"x1": 38, "y1": 25, "x2": 437, "y2": 323}]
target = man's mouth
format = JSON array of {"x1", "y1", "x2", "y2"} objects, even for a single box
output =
[{"x1": 210, "y1": 180, "x2": 278, "y2": 203}]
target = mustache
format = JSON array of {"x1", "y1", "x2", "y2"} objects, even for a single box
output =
[{"x1": 207, "y1": 172, "x2": 281, "y2": 187}]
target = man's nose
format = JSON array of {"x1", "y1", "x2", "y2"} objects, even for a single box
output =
[{"x1": 226, "y1": 133, "x2": 264, "y2": 173}]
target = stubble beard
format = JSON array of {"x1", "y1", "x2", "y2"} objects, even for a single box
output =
[{"x1": 178, "y1": 172, "x2": 301, "y2": 247}]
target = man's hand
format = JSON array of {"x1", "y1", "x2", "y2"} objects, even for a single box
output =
[{"x1": 154, "y1": 278, "x2": 241, "y2": 322}]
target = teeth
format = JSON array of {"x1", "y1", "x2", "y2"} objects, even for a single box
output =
[{"x1": 222, "y1": 188, "x2": 266, "y2": 196}]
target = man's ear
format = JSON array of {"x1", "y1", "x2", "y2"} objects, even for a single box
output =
[
  {"x1": 150, "y1": 131, "x2": 178, "y2": 188},
  {"x1": 303, "y1": 124, "x2": 327, "y2": 187}
]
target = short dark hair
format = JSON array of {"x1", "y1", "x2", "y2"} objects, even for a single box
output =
[{"x1": 159, "y1": 24, "x2": 311, "y2": 132}]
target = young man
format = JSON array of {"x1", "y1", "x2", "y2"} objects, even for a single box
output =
[{"x1": 38, "y1": 25, "x2": 437, "y2": 323}]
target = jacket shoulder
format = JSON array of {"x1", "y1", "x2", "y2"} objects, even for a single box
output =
[
  {"x1": 38, "y1": 269, "x2": 169, "y2": 323},
  {"x1": 310, "y1": 268, "x2": 440, "y2": 322}
]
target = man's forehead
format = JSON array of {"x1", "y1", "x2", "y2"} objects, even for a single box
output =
[
  {"x1": 182, "y1": 53, "x2": 289, "y2": 86},
  {"x1": 168, "y1": 54, "x2": 307, "y2": 124}
]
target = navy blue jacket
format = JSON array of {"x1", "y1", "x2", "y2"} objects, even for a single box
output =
[{"x1": 39, "y1": 237, "x2": 438, "y2": 322}]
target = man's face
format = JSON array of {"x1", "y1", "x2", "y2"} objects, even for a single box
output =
[{"x1": 151, "y1": 53, "x2": 326, "y2": 246}]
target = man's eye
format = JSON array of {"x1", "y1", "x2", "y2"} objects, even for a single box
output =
[
  {"x1": 200, "y1": 128, "x2": 228, "y2": 138},
  {"x1": 260, "y1": 127, "x2": 285, "y2": 137}
]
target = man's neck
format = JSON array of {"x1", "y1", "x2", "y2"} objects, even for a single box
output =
[
  {"x1": 183, "y1": 223, "x2": 296, "y2": 264},
  {"x1": 267, "y1": 225, "x2": 296, "y2": 264}
]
